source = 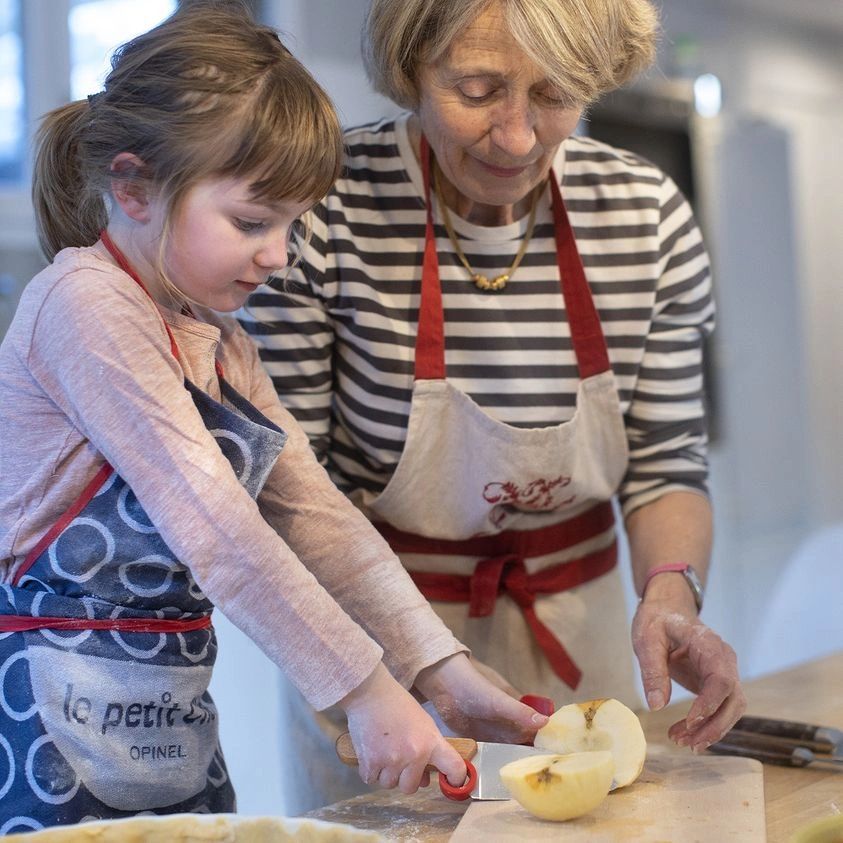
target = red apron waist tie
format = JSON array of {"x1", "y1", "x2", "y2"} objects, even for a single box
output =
[
  {"x1": 375, "y1": 501, "x2": 617, "y2": 690},
  {"x1": 0, "y1": 614, "x2": 212, "y2": 633}
]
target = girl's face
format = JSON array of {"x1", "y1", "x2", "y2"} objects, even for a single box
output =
[
  {"x1": 153, "y1": 176, "x2": 310, "y2": 312},
  {"x1": 415, "y1": 3, "x2": 582, "y2": 224}
]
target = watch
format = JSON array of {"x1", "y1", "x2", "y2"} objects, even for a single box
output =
[{"x1": 642, "y1": 563, "x2": 704, "y2": 612}]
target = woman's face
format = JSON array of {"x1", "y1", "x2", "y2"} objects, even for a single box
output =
[{"x1": 415, "y1": 3, "x2": 583, "y2": 224}]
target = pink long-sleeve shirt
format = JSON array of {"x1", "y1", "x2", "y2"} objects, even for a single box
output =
[{"x1": 0, "y1": 243, "x2": 464, "y2": 710}]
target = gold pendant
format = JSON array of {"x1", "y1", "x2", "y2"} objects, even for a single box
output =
[{"x1": 472, "y1": 273, "x2": 508, "y2": 292}]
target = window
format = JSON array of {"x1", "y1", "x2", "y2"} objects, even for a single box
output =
[
  {"x1": 69, "y1": 0, "x2": 176, "y2": 100},
  {"x1": 0, "y1": 0, "x2": 176, "y2": 249},
  {"x1": 0, "y1": 0, "x2": 24, "y2": 183},
  {"x1": 1, "y1": 0, "x2": 175, "y2": 188}
]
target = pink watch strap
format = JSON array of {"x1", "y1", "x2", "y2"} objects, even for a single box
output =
[
  {"x1": 643, "y1": 563, "x2": 688, "y2": 589},
  {"x1": 641, "y1": 563, "x2": 703, "y2": 611}
]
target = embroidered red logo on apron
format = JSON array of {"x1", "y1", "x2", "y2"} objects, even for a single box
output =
[{"x1": 483, "y1": 476, "x2": 576, "y2": 511}]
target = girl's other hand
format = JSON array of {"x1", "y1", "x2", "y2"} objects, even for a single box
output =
[
  {"x1": 414, "y1": 653, "x2": 549, "y2": 744},
  {"x1": 466, "y1": 655, "x2": 522, "y2": 697},
  {"x1": 338, "y1": 662, "x2": 467, "y2": 793}
]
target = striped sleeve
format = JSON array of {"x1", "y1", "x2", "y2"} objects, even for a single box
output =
[
  {"x1": 240, "y1": 202, "x2": 335, "y2": 463},
  {"x1": 618, "y1": 171, "x2": 714, "y2": 515}
]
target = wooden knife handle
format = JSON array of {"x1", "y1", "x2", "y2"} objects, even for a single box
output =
[
  {"x1": 708, "y1": 736, "x2": 812, "y2": 768},
  {"x1": 732, "y1": 715, "x2": 835, "y2": 753},
  {"x1": 335, "y1": 732, "x2": 478, "y2": 768}
]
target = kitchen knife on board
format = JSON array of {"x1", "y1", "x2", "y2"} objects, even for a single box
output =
[
  {"x1": 710, "y1": 715, "x2": 843, "y2": 768},
  {"x1": 729, "y1": 715, "x2": 843, "y2": 755}
]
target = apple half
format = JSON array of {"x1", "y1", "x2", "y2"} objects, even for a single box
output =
[
  {"x1": 533, "y1": 698, "x2": 647, "y2": 788},
  {"x1": 499, "y1": 751, "x2": 614, "y2": 821}
]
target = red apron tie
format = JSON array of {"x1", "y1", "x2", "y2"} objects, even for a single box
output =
[
  {"x1": 0, "y1": 614, "x2": 212, "y2": 633},
  {"x1": 469, "y1": 554, "x2": 519, "y2": 617},
  {"x1": 500, "y1": 560, "x2": 584, "y2": 689},
  {"x1": 7, "y1": 453, "x2": 212, "y2": 635},
  {"x1": 381, "y1": 503, "x2": 618, "y2": 690}
]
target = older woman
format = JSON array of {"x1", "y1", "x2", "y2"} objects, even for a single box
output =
[{"x1": 242, "y1": 0, "x2": 745, "y2": 810}]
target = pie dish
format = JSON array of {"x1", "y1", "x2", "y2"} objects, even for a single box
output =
[{"x1": 3, "y1": 813, "x2": 386, "y2": 842}]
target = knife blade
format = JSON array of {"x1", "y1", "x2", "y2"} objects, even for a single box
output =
[
  {"x1": 729, "y1": 715, "x2": 843, "y2": 756},
  {"x1": 334, "y1": 732, "x2": 553, "y2": 799},
  {"x1": 469, "y1": 741, "x2": 564, "y2": 799}
]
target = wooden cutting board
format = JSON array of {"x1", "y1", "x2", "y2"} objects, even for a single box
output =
[{"x1": 450, "y1": 748, "x2": 766, "y2": 842}]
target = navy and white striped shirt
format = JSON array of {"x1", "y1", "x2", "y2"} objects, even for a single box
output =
[{"x1": 241, "y1": 115, "x2": 714, "y2": 516}]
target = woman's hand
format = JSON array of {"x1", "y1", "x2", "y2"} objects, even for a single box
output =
[
  {"x1": 413, "y1": 652, "x2": 549, "y2": 744},
  {"x1": 632, "y1": 585, "x2": 746, "y2": 752},
  {"x1": 339, "y1": 662, "x2": 467, "y2": 793},
  {"x1": 626, "y1": 492, "x2": 744, "y2": 750}
]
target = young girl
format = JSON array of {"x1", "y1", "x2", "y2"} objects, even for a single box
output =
[{"x1": 0, "y1": 3, "x2": 545, "y2": 832}]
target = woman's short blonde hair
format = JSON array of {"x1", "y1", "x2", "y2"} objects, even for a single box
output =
[{"x1": 363, "y1": 0, "x2": 659, "y2": 110}]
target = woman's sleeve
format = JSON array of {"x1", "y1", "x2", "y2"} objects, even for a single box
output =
[
  {"x1": 618, "y1": 176, "x2": 716, "y2": 517},
  {"x1": 28, "y1": 268, "x2": 389, "y2": 711},
  {"x1": 238, "y1": 202, "x2": 335, "y2": 463}
]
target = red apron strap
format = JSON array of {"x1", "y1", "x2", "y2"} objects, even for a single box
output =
[
  {"x1": 100, "y1": 229, "x2": 181, "y2": 363},
  {"x1": 504, "y1": 562, "x2": 584, "y2": 689},
  {"x1": 375, "y1": 500, "x2": 614, "y2": 558},
  {"x1": 0, "y1": 614, "x2": 212, "y2": 633},
  {"x1": 99, "y1": 231, "x2": 227, "y2": 381},
  {"x1": 520, "y1": 603, "x2": 583, "y2": 689},
  {"x1": 380, "y1": 502, "x2": 617, "y2": 689},
  {"x1": 414, "y1": 142, "x2": 612, "y2": 383},
  {"x1": 548, "y1": 176, "x2": 611, "y2": 379},
  {"x1": 416, "y1": 136, "x2": 446, "y2": 380},
  {"x1": 13, "y1": 462, "x2": 114, "y2": 586},
  {"x1": 407, "y1": 540, "x2": 616, "y2": 605},
  {"x1": 468, "y1": 553, "x2": 516, "y2": 616}
]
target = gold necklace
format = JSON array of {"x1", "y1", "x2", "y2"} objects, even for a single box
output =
[{"x1": 432, "y1": 164, "x2": 541, "y2": 292}]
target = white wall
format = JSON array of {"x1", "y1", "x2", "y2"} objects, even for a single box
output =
[
  {"x1": 652, "y1": 0, "x2": 843, "y2": 680},
  {"x1": 659, "y1": 0, "x2": 843, "y2": 521}
]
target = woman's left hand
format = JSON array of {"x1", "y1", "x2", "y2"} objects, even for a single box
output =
[
  {"x1": 632, "y1": 598, "x2": 746, "y2": 751},
  {"x1": 413, "y1": 653, "x2": 548, "y2": 744}
]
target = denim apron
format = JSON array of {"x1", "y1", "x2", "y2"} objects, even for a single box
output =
[{"x1": 0, "y1": 234, "x2": 287, "y2": 834}]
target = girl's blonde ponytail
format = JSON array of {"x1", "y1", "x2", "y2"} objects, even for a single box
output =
[{"x1": 32, "y1": 100, "x2": 108, "y2": 261}]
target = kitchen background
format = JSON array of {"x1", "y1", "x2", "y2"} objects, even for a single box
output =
[{"x1": 1, "y1": 0, "x2": 841, "y2": 816}]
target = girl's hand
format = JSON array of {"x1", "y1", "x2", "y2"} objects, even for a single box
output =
[
  {"x1": 338, "y1": 663, "x2": 466, "y2": 793},
  {"x1": 632, "y1": 592, "x2": 746, "y2": 752},
  {"x1": 413, "y1": 653, "x2": 549, "y2": 744}
]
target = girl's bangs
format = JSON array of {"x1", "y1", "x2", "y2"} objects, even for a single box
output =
[{"x1": 221, "y1": 72, "x2": 342, "y2": 205}]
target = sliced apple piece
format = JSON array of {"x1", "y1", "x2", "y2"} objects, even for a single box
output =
[
  {"x1": 499, "y1": 751, "x2": 614, "y2": 821},
  {"x1": 534, "y1": 698, "x2": 646, "y2": 788}
]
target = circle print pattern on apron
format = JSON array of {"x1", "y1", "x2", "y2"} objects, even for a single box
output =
[{"x1": 0, "y1": 235, "x2": 289, "y2": 830}]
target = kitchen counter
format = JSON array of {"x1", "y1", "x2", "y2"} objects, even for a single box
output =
[{"x1": 308, "y1": 652, "x2": 843, "y2": 841}]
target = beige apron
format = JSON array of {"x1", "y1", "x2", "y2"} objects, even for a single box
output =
[{"x1": 279, "y1": 140, "x2": 638, "y2": 813}]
